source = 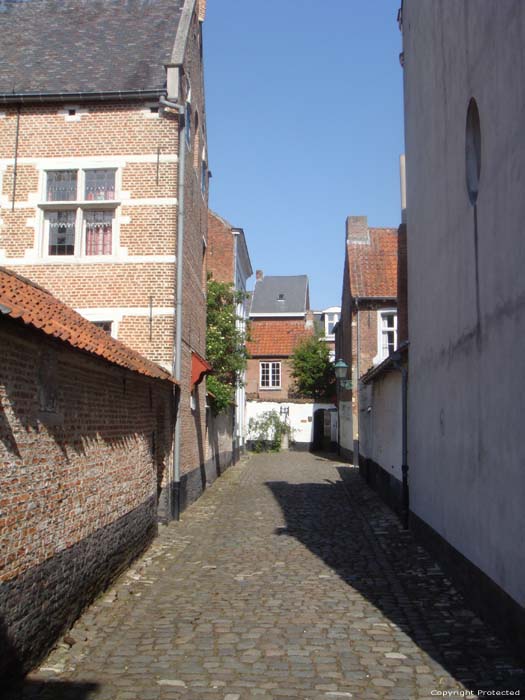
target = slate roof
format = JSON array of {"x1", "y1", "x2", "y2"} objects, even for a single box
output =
[
  {"x1": 250, "y1": 275, "x2": 309, "y2": 315},
  {"x1": 347, "y1": 228, "x2": 398, "y2": 298},
  {"x1": 0, "y1": 267, "x2": 176, "y2": 382},
  {"x1": 0, "y1": 0, "x2": 185, "y2": 97},
  {"x1": 246, "y1": 320, "x2": 313, "y2": 357}
]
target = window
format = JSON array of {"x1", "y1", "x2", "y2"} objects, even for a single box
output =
[
  {"x1": 325, "y1": 312, "x2": 340, "y2": 336},
  {"x1": 260, "y1": 361, "x2": 281, "y2": 389},
  {"x1": 379, "y1": 311, "x2": 397, "y2": 360},
  {"x1": 41, "y1": 168, "x2": 118, "y2": 257},
  {"x1": 92, "y1": 320, "x2": 112, "y2": 334},
  {"x1": 466, "y1": 98, "x2": 481, "y2": 205},
  {"x1": 185, "y1": 102, "x2": 192, "y2": 146}
]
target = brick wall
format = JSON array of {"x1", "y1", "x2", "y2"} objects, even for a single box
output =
[
  {"x1": 207, "y1": 211, "x2": 234, "y2": 283},
  {"x1": 0, "y1": 4, "x2": 210, "y2": 516},
  {"x1": 246, "y1": 357, "x2": 295, "y2": 400},
  {"x1": 0, "y1": 318, "x2": 174, "y2": 677}
]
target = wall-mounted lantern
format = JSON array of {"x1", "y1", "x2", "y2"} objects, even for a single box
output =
[{"x1": 334, "y1": 359, "x2": 352, "y2": 391}]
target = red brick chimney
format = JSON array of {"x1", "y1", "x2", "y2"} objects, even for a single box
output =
[{"x1": 256, "y1": 270, "x2": 264, "y2": 281}]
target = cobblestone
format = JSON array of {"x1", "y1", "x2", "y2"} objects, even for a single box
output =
[{"x1": 5, "y1": 452, "x2": 525, "y2": 699}]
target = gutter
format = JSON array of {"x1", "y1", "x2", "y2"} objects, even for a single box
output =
[
  {"x1": 0, "y1": 89, "x2": 164, "y2": 105},
  {"x1": 160, "y1": 96, "x2": 186, "y2": 521}
]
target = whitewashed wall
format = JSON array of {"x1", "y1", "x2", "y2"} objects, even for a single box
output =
[{"x1": 246, "y1": 401, "x2": 336, "y2": 447}]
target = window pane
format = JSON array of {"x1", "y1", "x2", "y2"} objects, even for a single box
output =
[
  {"x1": 46, "y1": 170, "x2": 77, "y2": 201},
  {"x1": 271, "y1": 362, "x2": 281, "y2": 387},
  {"x1": 260, "y1": 362, "x2": 270, "y2": 387},
  {"x1": 48, "y1": 210, "x2": 76, "y2": 255},
  {"x1": 85, "y1": 210, "x2": 112, "y2": 255},
  {"x1": 85, "y1": 169, "x2": 116, "y2": 200},
  {"x1": 383, "y1": 313, "x2": 395, "y2": 329},
  {"x1": 93, "y1": 321, "x2": 112, "y2": 334}
]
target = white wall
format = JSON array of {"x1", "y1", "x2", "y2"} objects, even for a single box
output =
[
  {"x1": 403, "y1": 0, "x2": 525, "y2": 606},
  {"x1": 338, "y1": 400, "x2": 353, "y2": 459},
  {"x1": 246, "y1": 401, "x2": 335, "y2": 446},
  {"x1": 359, "y1": 373, "x2": 402, "y2": 481}
]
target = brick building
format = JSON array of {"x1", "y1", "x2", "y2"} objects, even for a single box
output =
[
  {"x1": 246, "y1": 272, "x2": 313, "y2": 400},
  {"x1": 0, "y1": 0, "x2": 209, "y2": 518},
  {"x1": 207, "y1": 210, "x2": 252, "y2": 455},
  {"x1": 0, "y1": 267, "x2": 175, "y2": 678},
  {"x1": 335, "y1": 216, "x2": 398, "y2": 461},
  {"x1": 313, "y1": 306, "x2": 341, "y2": 361}
]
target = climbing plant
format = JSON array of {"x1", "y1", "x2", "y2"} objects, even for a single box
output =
[
  {"x1": 206, "y1": 278, "x2": 249, "y2": 414},
  {"x1": 247, "y1": 410, "x2": 292, "y2": 452}
]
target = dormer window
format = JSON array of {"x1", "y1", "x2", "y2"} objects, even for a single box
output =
[{"x1": 278, "y1": 294, "x2": 285, "y2": 301}]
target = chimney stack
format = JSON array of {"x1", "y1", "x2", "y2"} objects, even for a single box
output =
[
  {"x1": 197, "y1": 0, "x2": 207, "y2": 21},
  {"x1": 346, "y1": 216, "x2": 369, "y2": 244},
  {"x1": 256, "y1": 270, "x2": 264, "y2": 281}
]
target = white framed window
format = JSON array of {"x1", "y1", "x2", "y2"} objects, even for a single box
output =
[
  {"x1": 325, "y1": 312, "x2": 340, "y2": 337},
  {"x1": 377, "y1": 309, "x2": 397, "y2": 362},
  {"x1": 260, "y1": 361, "x2": 281, "y2": 389},
  {"x1": 39, "y1": 168, "x2": 119, "y2": 258}
]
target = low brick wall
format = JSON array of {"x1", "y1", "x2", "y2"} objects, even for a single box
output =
[{"x1": 0, "y1": 320, "x2": 174, "y2": 678}]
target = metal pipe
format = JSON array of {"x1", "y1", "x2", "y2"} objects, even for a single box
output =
[
  {"x1": 160, "y1": 96, "x2": 185, "y2": 521},
  {"x1": 0, "y1": 89, "x2": 164, "y2": 105}
]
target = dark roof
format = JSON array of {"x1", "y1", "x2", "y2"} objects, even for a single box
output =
[
  {"x1": 347, "y1": 228, "x2": 398, "y2": 298},
  {"x1": 0, "y1": 267, "x2": 176, "y2": 383},
  {"x1": 0, "y1": 0, "x2": 185, "y2": 97},
  {"x1": 250, "y1": 275, "x2": 309, "y2": 315}
]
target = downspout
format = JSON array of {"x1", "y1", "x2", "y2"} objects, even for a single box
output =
[
  {"x1": 160, "y1": 96, "x2": 185, "y2": 521},
  {"x1": 355, "y1": 297, "x2": 361, "y2": 466},
  {"x1": 392, "y1": 354, "x2": 409, "y2": 529}
]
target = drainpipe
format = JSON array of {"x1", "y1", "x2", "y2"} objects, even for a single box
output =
[
  {"x1": 160, "y1": 96, "x2": 185, "y2": 521},
  {"x1": 354, "y1": 297, "x2": 361, "y2": 466},
  {"x1": 392, "y1": 352, "x2": 409, "y2": 529}
]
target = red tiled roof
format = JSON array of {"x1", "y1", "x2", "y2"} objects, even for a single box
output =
[
  {"x1": 247, "y1": 319, "x2": 313, "y2": 357},
  {"x1": 0, "y1": 267, "x2": 176, "y2": 383},
  {"x1": 348, "y1": 228, "x2": 398, "y2": 298}
]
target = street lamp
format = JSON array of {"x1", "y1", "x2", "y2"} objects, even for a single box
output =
[{"x1": 334, "y1": 359, "x2": 352, "y2": 390}]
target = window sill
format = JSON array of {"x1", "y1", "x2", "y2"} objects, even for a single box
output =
[{"x1": 39, "y1": 200, "x2": 120, "y2": 211}]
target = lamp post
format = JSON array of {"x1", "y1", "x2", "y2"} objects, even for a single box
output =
[{"x1": 334, "y1": 359, "x2": 352, "y2": 456}]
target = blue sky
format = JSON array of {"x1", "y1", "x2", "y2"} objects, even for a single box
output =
[{"x1": 204, "y1": 0, "x2": 404, "y2": 310}]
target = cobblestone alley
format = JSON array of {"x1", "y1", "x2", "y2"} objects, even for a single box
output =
[{"x1": 7, "y1": 452, "x2": 525, "y2": 700}]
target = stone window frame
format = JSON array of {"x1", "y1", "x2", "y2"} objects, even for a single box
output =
[
  {"x1": 259, "y1": 361, "x2": 281, "y2": 389},
  {"x1": 37, "y1": 164, "x2": 122, "y2": 260}
]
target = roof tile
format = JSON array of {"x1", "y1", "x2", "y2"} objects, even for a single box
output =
[
  {"x1": 347, "y1": 228, "x2": 398, "y2": 298},
  {"x1": 247, "y1": 319, "x2": 313, "y2": 357},
  {"x1": 0, "y1": 267, "x2": 175, "y2": 383}
]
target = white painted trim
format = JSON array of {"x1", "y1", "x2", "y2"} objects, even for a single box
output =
[
  {"x1": 76, "y1": 307, "x2": 175, "y2": 318},
  {"x1": 121, "y1": 197, "x2": 178, "y2": 207},
  {"x1": 249, "y1": 312, "x2": 306, "y2": 318},
  {"x1": 0, "y1": 154, "x2": 178, "y2": 167},
  {"x1": 0, "y1": 253, "x2": 176, "y2": 266}
]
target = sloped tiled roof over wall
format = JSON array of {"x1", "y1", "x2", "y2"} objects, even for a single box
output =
[
  {"x1": 250, "y1": 275, "x2": 309, "y2": 315},
  {"x1": 0, "y1": 0, "x2": 184, "y2": 96},
  {"x1": 0, "y1": 267, "x2": 175, "y2": 383},
  {"x1": 247, "y1": 320, "x2": 313, "y2": 357},
  {"x1": 347, "y1": 228, "x2": 398, "y2": 298}
]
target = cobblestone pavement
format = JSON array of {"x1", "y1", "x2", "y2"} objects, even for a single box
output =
[{"x1": 7, "y1": 452, "x2": 525, "y2": 700}]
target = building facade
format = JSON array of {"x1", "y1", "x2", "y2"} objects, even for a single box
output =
[
  {"x1": 0, "y1": 0, "x2": 210, "y2": 518},
  {"x1": 401, "y1": 0, "x2": 525, "y2": 654},
  {"x1": 335, "y1": 216, "x2": 398, "y2": 462},
  {"x1": 246, "y1": 272, "x2": 313, "y2": 401},
  {"x1": 207, "y1": 210, "x2": 253, "y2": 456}
]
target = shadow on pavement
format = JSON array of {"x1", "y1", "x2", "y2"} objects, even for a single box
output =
[
  {"x1": 2, "y1": 679, "x2": 98, "y2": 700},
  {"x1": 266, "y1": 453, "x2": 525, "y2": 693}
]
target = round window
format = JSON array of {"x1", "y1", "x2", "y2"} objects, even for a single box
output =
[{"x1": 465, "y1": 98, "x2": 481, "y2": 205}]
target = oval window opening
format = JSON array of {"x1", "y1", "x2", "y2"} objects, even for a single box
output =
[{"x1": 466, "y1": 98, "x2": 481, "y2": 205}]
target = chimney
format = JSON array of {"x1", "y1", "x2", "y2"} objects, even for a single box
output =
[
  {"x1": 197, "y1": 0, "x2": 207, "y2": 21},
  {"x1": 256, "y1": 270, "x2": 264, "y2": 281},
  {"x1": 305, "y1": 309, "x2": 315, "y2": 330},
  {"x1": 346, "y1": 216, "x2": 369, "y2": 244}
]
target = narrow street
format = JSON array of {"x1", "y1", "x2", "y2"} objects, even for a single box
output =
[{"x1": 8, "y1": 453, "x2": 525, "y2": 700}]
